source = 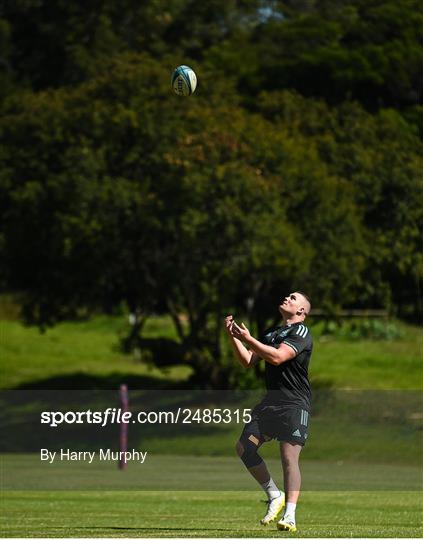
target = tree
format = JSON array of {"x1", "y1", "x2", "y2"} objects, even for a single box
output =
[
  {"x1": 258, "y1": 90, "x2": 423, "y2": 316},
  {"x1": 2, "y1": 3, "x2": 423, "y2": 389},
  {"x1": 205, "y1": 0, "x2": 423, "y2": 110}
]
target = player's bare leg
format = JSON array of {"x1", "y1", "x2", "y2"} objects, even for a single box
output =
[
  {"x1": 236, "y1": 439, "x2": 285, "y2": 524},
  {"x1": 280, "y1": 441, "x2": 302, "y2": 501},
  {"x1": 277, "y1": 442, "x2": 302, "y2": 531}
]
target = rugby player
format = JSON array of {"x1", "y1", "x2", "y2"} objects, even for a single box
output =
[{"x1": 224, "y1": 292, "x2": 313, "y2": 532}]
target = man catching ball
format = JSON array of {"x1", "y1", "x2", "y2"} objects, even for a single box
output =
[{"x1": 225, "y1": 292, "x2": 313, "y2": 532}]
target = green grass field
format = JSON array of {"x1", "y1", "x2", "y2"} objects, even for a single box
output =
[
  {"x1": 1, "y1": 315, "x2": 422, "y2": 390},
  {"x1": 2, "y1": 489, "x2": 422, "y2": 537},
  {"x1": 0, "y1": 316, "x2": 191, "y2": 390},
  {"x1": 2, "y1": 456, "x2": 423, "y2": 537},
  {"x1": 1, "y1": 312, "x2": 422, "y2": 537},
  {"x1": 3, "y1": 455, "x2": 422, "y2": 491}
]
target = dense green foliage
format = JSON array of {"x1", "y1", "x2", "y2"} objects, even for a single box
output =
[{"x1": 1, "y1": 0, "x2": 422, "y2": 384}]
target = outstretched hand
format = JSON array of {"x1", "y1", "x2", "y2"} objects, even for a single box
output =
[
  {"x1": 230, "y1": 321, "x2": 251, "y2": 342},
  {"x1": 224, "y1": 315, "x2": 234, "y2": 335}
]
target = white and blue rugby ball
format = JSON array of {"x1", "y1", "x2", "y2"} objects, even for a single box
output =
[{"x1": 171, "y1": 65, "x2": 197, "y2": 96}]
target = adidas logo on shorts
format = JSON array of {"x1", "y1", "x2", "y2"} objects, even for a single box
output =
[{"x1": 292, "y1": 429, "x2": 301, "y2": 437}]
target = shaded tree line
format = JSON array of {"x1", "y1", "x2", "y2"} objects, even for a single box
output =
[{"x1": 1, "y1": 0, "x2": 422, "y2": 385}]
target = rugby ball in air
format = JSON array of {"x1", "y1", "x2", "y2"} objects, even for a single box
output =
[{"x1": 171, "y1": 65, "x2": 197, "y2": 96}]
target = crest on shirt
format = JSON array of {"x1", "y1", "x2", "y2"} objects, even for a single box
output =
[{"x1": 265, "y1": 327, "x2": 291, "y2": 344}]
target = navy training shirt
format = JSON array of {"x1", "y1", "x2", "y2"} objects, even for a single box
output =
[{"x1": 261, "y1": 322, "x2": 313, "y2": 411}]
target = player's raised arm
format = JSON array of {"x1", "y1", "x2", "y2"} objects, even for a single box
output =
[
  {"x1": 230, "y1": 322, "x2": 295, "y2": 366},
  {"x1": 224, "y1": 315, "x2": 259, "y2": 368}
]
